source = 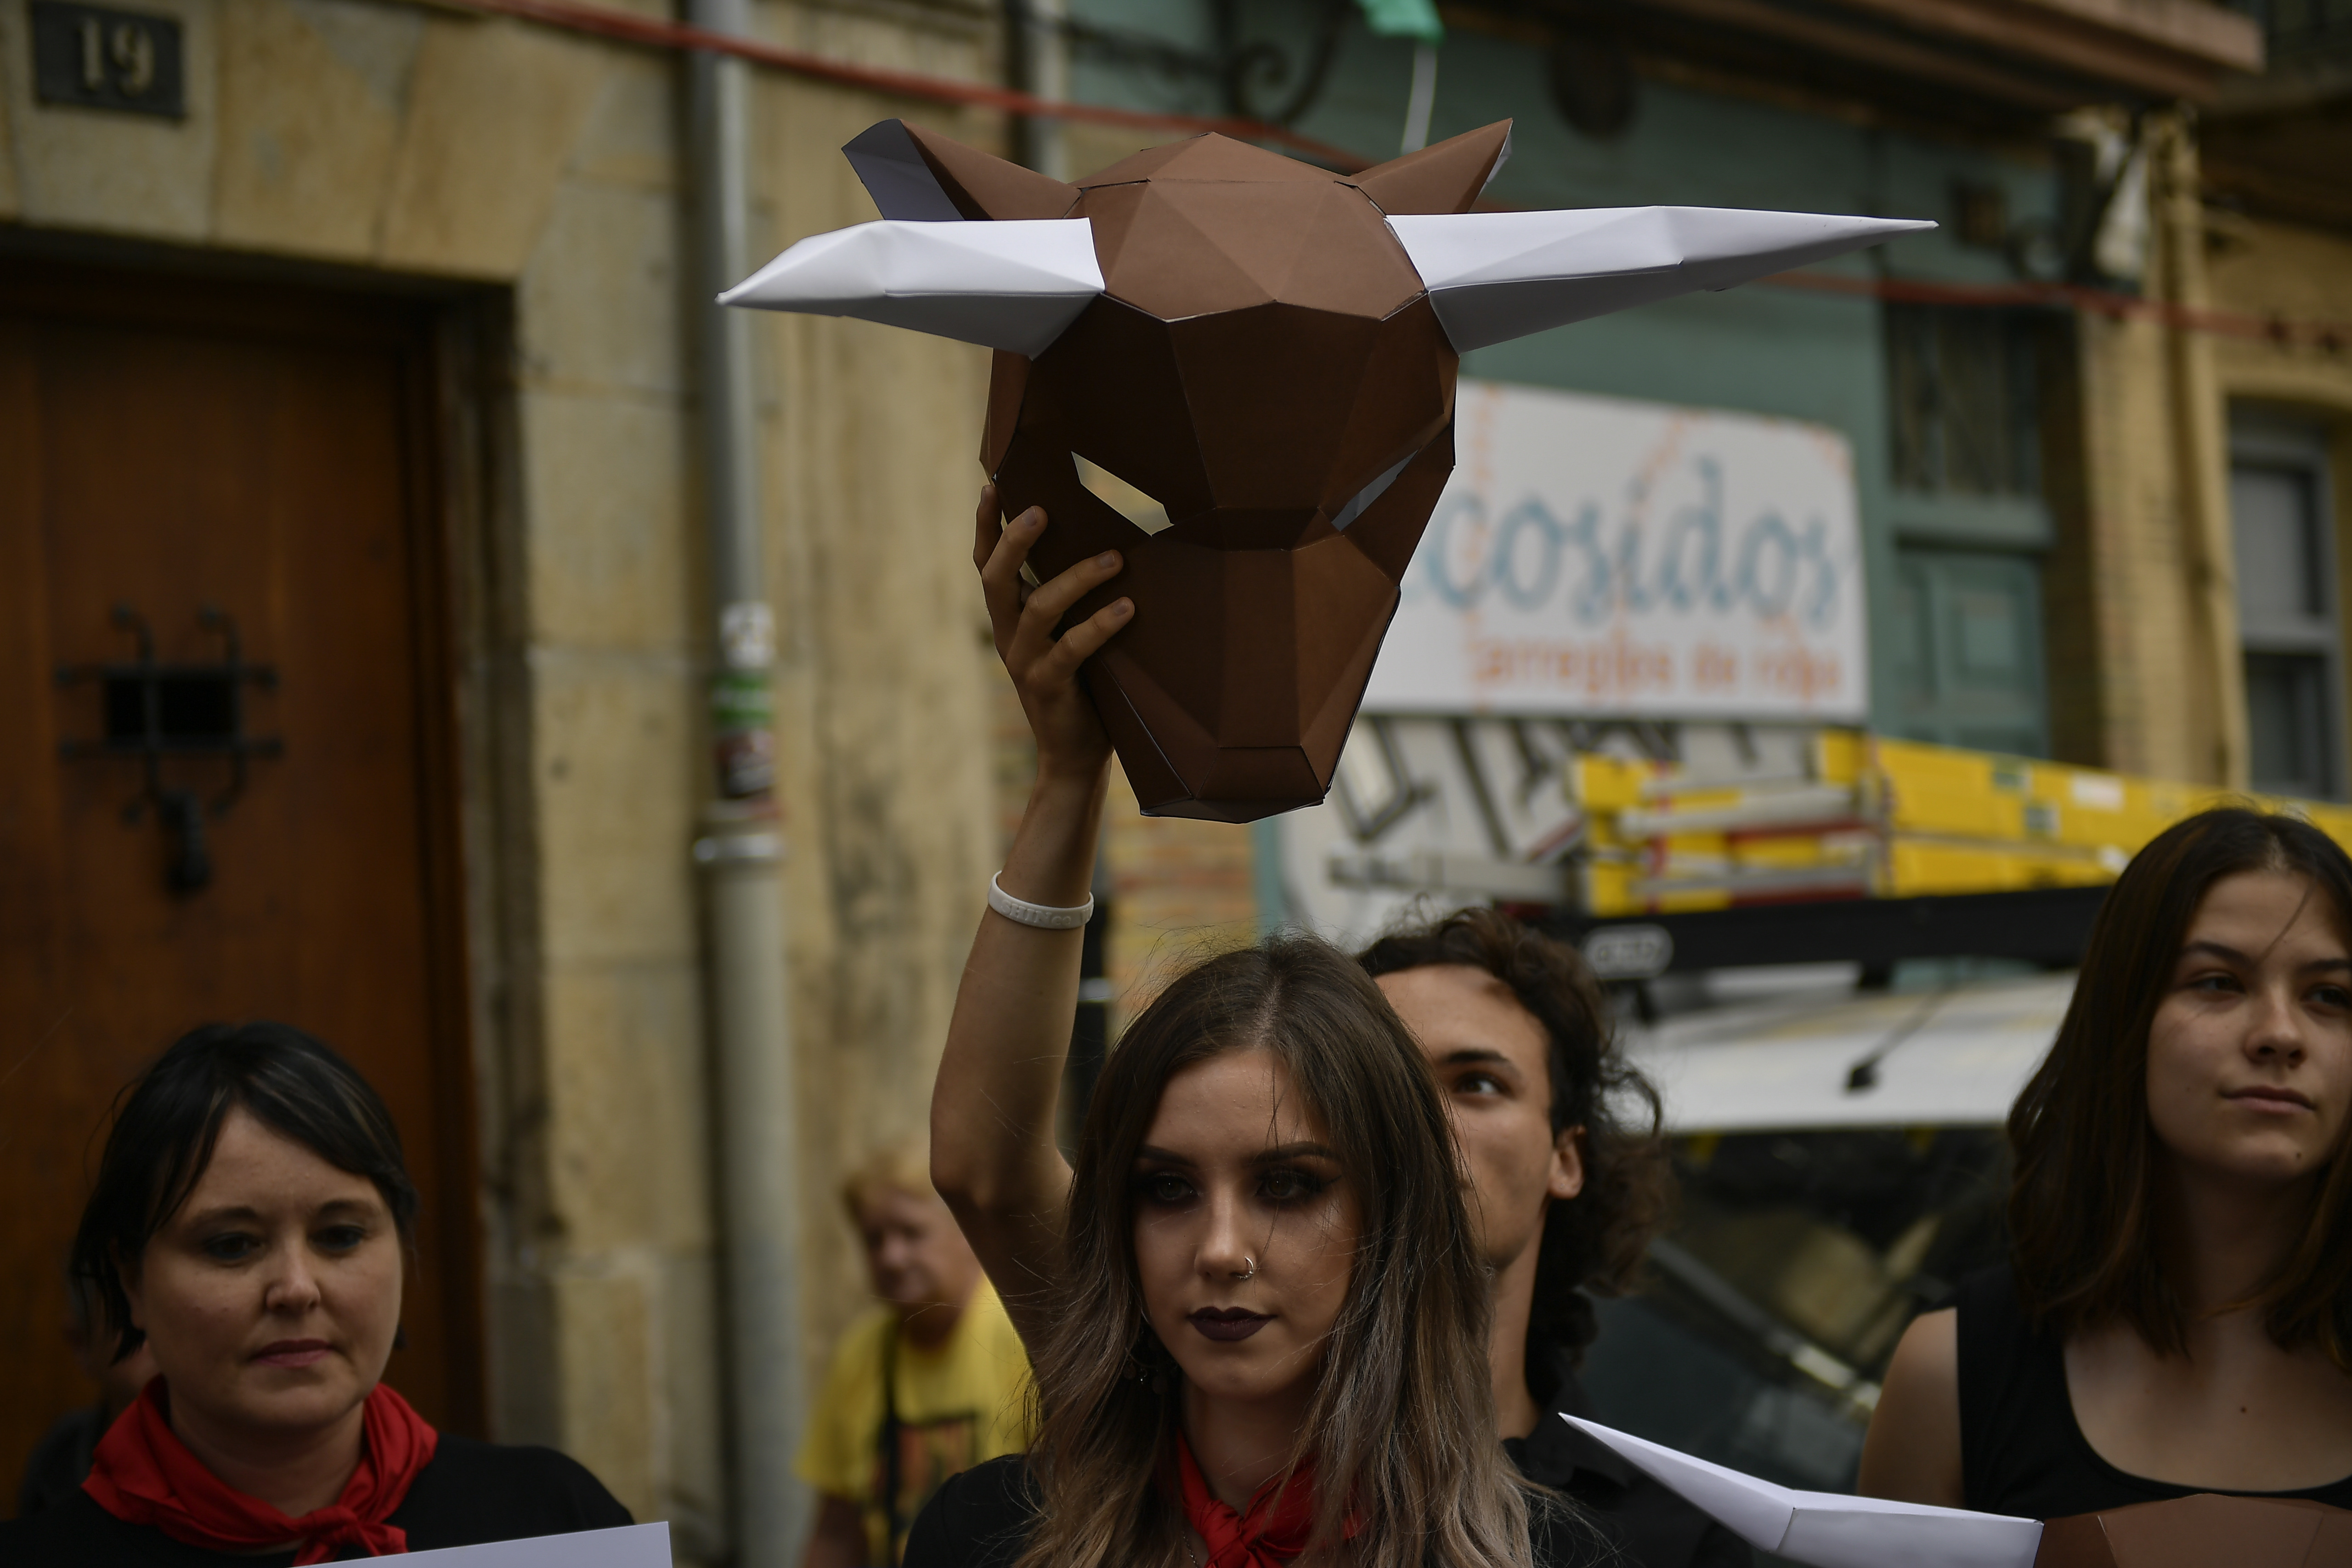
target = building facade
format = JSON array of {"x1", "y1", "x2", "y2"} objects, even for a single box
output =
[
  {"x1": 0, "y1": 0, "x2": 1019, "y2": 1557},
  {"x1": 3, "y1": 0, "x2": 2348, "y2": 1560}
]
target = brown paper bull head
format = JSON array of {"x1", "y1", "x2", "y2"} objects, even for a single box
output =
[
  {"x1": 724, "y1": 120, "x2": 1929, "y2": 820},
  {"x1": 2034, "y1": 1494, "x2": 2352, "y2": 1567}
]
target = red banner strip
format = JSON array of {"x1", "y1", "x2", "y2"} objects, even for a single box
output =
[
  {"x1": 421, "y1": 0, "x2": 1370, "y2": 168},
  {"x1": 418, "y1": 0, "x2": 2350, "y2": 351}
]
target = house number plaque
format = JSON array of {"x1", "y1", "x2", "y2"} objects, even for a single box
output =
[{"x1": 31, "y1": 0, "x2": 185, "y2": 118}]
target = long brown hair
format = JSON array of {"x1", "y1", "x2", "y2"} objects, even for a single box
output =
[
  {"x1": 2009, "y1": 807, "x2": 2352, "y2": 1363},
  {"x1": 1358, "y1": 906, "x2": 1670, "y2": 1364},
  {"x1": 1014, "y1": 935, "x2": 1539, "y2": 1568}
]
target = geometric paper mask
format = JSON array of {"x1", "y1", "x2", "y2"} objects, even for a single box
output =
[{"x1": 724, "y1": 120, "x2": 1931, "y2": 821}]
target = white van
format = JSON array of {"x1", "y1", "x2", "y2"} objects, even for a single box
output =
[{"x1": 1576, "y1": 971, "x2": 2073, "y2": 1494}]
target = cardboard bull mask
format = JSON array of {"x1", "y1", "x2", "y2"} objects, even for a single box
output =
[
  {"x1": 725, "y1": 120, "x2": 1930, "y2": 820},
  {"x1": 2034, "y1": 1495, "x2": 2352, "y2": 1567}
]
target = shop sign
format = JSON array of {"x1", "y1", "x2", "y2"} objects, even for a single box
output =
[{"x1": 1363, "y1": 379, "x2": 1868, "y2": 721}]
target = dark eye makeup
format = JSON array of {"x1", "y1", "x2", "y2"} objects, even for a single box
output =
[
  {"x1": 1134, "y1": 1171, "x2": 1196, "y2": 1207},
  {"x1": 1258, "y1": 1166, "x2": 1329, "y2": 1204},
  {"x1": 1131, "y1": 1164, "x2": 1336, "y2": 1208}
]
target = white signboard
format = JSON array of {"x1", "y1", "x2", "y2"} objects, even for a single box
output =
[{"x1": 1363, "y1": 380, "x2": 1868, "y2": 720}]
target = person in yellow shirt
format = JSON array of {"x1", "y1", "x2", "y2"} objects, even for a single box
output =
[{"x1": 798, "y1": 1141, "x2": 1032, "y2": 1567}]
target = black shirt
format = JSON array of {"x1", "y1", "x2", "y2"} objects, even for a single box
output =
[
  {"x1": 0, "y1": 1433, "x2": 633, "y2": 1566},
  {"x1": 1511, "y1": 1341, "x2": 1752, "y2": 1568},
  {"x1": 14, "y1": 1405, "x2": 107, "y2": 1520},
  {"x1": 904, "y1": 1343, "x2": 1752, "y2": 1567},
  {"x1": 903, "y1": 1455, "x2": 1035, "y2": 1568},
  {"x1": 906, "y1": 1444, "x2": 1658, "y2": 1568},
  {"x1": 1956, "y1": 1264, "x2": 2352, "y2": 1518}
]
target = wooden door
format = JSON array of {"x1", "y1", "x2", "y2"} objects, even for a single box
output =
[{"x1": 0, "y1": 259, "x2": 484, "y2": 1500}]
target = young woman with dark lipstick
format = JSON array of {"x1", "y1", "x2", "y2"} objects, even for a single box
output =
[
  {"x1": 1860, "y1": 809, "x2": 2352, "y2": 1520},
  {"x1": 910, "y1": 490, "x2": 1574, "y2": 1568},
  {"x1": 0, "y1": 1023, "x2": 631, "y2": 1564}
]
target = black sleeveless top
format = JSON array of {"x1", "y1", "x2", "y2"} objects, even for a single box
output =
[{"x1": 1956, "y1": 1265, "x2": 2352, "y2": 1518}]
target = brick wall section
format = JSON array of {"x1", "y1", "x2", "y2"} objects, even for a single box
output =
[
  {"x1": 2205, "y1": 210, "x2": 2352, "y2": 792},
  {"x1": 986, "y1": 672, "x2": 1262, "y2": 1032},
  {"x1": 1101, "y1": 767, "x2": 1261, "y2": 1030},
  {"x1": 2063, "y1": 113, "x2": 2246, "y2": 785}
]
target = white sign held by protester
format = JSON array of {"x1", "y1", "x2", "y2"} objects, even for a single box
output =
[{"x1": 1363, "y1": 379, "x2": 1867, "y2": 721}]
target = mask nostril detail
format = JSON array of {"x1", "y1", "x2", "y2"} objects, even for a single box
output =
[{"x1": 1075, "y1": 456, "x2": 1174, "y2": 536}]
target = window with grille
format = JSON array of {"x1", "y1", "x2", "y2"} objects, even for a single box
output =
[
  {"x1": 1884, "y1": 305, "x2": 2044, "y2": 498},
  {"x1": 1884, "y1": 304, "x2": 2055, "y2": 756},
  {"x1": 2231, "y1": 418, "x2": 2344, "y2": 800}
]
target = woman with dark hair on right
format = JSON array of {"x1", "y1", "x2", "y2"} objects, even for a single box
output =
[
  {"x1": 912, "y1": 489, "x2": 1576, "y2": 1568},
  {"x1": 1859, "y1": 807, "x2": 2352, "y2": 1517}
]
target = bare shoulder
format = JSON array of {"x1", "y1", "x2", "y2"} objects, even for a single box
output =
[{"x1": 1857, "y1": 1308, "x2": 1964, "y2": 1508}]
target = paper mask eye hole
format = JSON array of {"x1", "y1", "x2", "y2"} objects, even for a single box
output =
[
  {"x1": 1331, "y1": 450, "x2": 1418, "y2": 532},
  {"x1": 1074, "y1": 456, "x2": 1174, "y2": 537}
]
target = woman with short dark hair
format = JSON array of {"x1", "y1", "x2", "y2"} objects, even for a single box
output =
[
  {"x1": 1859, "y1": 808, "x2": 2352, "y2": 1517},
  {"x1": 0, "y1": 1021, "x2": 632, "y2": 1564}
]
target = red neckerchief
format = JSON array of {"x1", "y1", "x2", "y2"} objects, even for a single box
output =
[
  {"x1": 1174, "y1": 1433, "x2": 1345, "y2": 1568},
  {"x1": 84, "y1": 1378, "x2": 439, "y2": 1562}
]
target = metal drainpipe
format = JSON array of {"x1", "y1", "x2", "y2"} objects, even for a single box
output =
[
  {"x1": 685, "y1": 0, "x2": 808, "y2": 1560},
  {"x1": 1002, "y1": 0, "x2": 1069, "y2": 177}
]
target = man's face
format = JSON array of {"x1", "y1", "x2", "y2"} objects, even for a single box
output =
[
  {"x1": 854, "y1": 1185, "x2": 984, "y2": 1325},
  {"x1": 1377, "y1": 964, "x2": 1583, "y2": 1271}
]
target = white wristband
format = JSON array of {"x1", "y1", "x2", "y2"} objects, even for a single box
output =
[{"x1": 988, "y1": 871, "x2": 1095, "y2": 930}]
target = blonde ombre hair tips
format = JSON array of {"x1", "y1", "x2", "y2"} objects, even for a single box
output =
[{"x1": 1010, "y1": 934, "x2": 1549, "y2": 1568}]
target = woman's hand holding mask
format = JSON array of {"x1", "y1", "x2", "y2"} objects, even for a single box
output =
[{"x1": 971, "y1": 483, "x2": 1131, "y2": 791}]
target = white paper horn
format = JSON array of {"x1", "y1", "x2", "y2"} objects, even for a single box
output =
[
  {"x1": 1561, "y1": 1418, "x2": 2042, "y2": 1568},
  {"x1": 1388, "y1": 207, "x2": 1935, "y2": 353},
  {"x1": 719, "y1": 218, "x2": 1105, "y2": 356}
]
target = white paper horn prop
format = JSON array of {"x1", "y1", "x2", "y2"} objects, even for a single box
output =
[
  {"x1": 1388, "y1": 206, "x2": 1936, "y2": 353},
  {"x1": 1562, "y1": 1418, "x2": 2042, "y2": 1568},
  {"x1": 716, "y1": 219, "x2": 1105, "y2": 357}
]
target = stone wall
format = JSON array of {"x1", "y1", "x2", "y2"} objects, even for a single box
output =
[
  {"x1": 0, "y1": 0, "x2": 1009, "y2": 1553},
  {"x1": 747, "y1": 58, "x2": 1005, "y2": 1466}
]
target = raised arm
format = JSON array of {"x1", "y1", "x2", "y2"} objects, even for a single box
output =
[{"x1": 931, "y1": 484, "x2": 1131, "y2": 1352}]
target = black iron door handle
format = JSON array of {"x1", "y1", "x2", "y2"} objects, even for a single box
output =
[{"x1": 56, "y1": 604, "x2": 282, "y2": 895}]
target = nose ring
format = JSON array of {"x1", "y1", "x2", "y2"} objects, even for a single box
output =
[{"x1": 1233, "y1": 1256, "x2": 1256, "y2": 1281}]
